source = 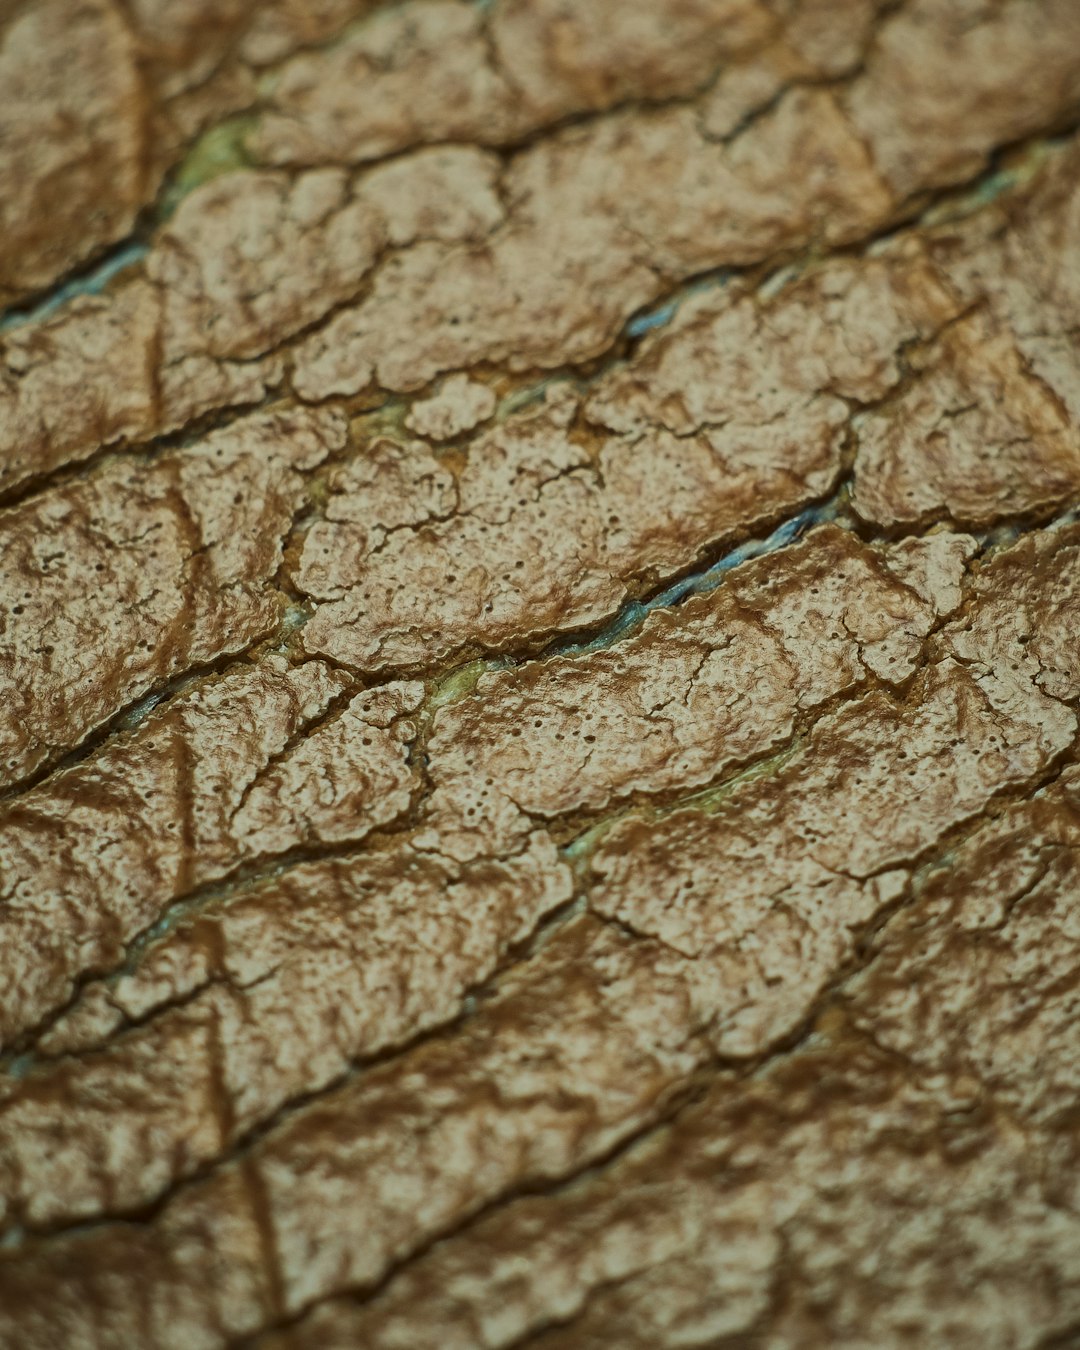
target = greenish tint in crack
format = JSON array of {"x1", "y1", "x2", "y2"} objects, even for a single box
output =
[
  {"x1": 426, "y1": 657, "x2": 509, "y2": 713},
  {"x1": 159, "y1": 114, "x2": 260, "y2": 221}
]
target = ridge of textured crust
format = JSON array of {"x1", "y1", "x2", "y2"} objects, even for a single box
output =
[
  {"x1": 5, "y1": 0, "x2": 1080, "y2": 502},
  {"x1": 0, "y1": 406, "x2": 344, "y2": 790},
  {"x1": 3, "y1": 3, "x2": 1080, "y2": 1348}
]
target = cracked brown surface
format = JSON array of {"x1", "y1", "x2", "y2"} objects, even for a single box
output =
[
  {"x1": 0, "y1": 406, "x2": 342, "y2": 789},
  {"x1": 3, "y1": 3, "x2": 1080, "y2": 1347}
]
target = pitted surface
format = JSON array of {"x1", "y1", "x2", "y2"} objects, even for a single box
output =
[{"x1": 2, "y1": 4, "x2": 1080, "y2": 1347}]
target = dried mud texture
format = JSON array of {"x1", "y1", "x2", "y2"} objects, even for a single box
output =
[
  {"x1": 0, "y1": 659, "x2": 424, "y2": 1048},
  {"x1": 0, "y1": 0, "x2": 386, "y2": 310},
  {"x1": 0, "y1": 0, "x2": 147, "y2": 308},
  {"x1": 3, "y1": 4, "x2": 1080, "y2": 1349},
  {"x1": 0, "y1": 406, "x2": 343, "y2": 790}
]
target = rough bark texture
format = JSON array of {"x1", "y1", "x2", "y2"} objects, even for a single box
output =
[{"x1": 2, "y1": 2, "x2": 1080, "y2": 1347}]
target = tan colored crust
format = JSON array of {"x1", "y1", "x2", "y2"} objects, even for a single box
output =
[
  {"x1": 0, "y1": 661, "x2": 423, "y2": 1046},
  {"x1": 0, "y1": 407, "x2": 342, "y2": 789},
  {"x1": 420, "y1": 525, "x2": 975, "y2": 860},
  {"x1": 3, "y1": 4, "x2": 1080, "y2": 1348},
  {"x1": 3, "y1": 0, "x2": 1078, "y2": 498},
  {"x1": 0, "y1": 0, "x2": 146, "y2": 307}
]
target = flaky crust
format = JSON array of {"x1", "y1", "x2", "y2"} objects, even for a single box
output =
[{"x1": 2, "y1": 2, "x2": 1080, "y2": 1347}]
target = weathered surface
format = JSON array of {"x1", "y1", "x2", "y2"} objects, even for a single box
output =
[
  {"x1": 248, "y1": 0, "x2": 769, "y2": 169},
  {"x1": 290, "y1": 249, "x2": 973, "y2": 672},
  {"x1": 269, "y1": 754, "x2": 1080, "y2": 1350},
  {"x1": 4, "y1": 3, "x2": 1080, "y2": 1348},
  {"x1": 0, "y1": 918, "x2": 702, "y2": 1344},
  {"x1": 6, "y1": 0, "x2": 1080, "y2": 498},
  {"x1": 260, "y1": 1033, "x2": 1080, "y2": 1350},
  {"x1": 0, "y1": 0, "x2": 147, "y2": 308},
  {"x1": 0, "y1": 407, "x2": 342, "y2": 789},
  {"x1": 850, "y1": 304, "x2": 1080, "y2": 526},
  {"x1": 0, "y1": 658, "x2": 422, "y2": 1047},
  {"x1": 844, "y1": 766, "x2": 1080, "y2": 1130},
  {"x1": 420, "y1": 524, "x2": 976, "y2": 860},
  {"x1": 0, "y1": 0, "x2": 387, "y2": 309},
  {"x1": 588, "y1": 659, "x2": 1072, "y2": 1058},
  {"x1": 0, "y1": 148, "x2": 500, "y2": 496},
  {"x1": 0, "y1": 833, "x2": 571, "y2": 1231}
]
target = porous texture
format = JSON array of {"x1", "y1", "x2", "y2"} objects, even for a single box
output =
[{"x1": 2, "y1": 4, "x2": 1080, "y2": 1348}]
